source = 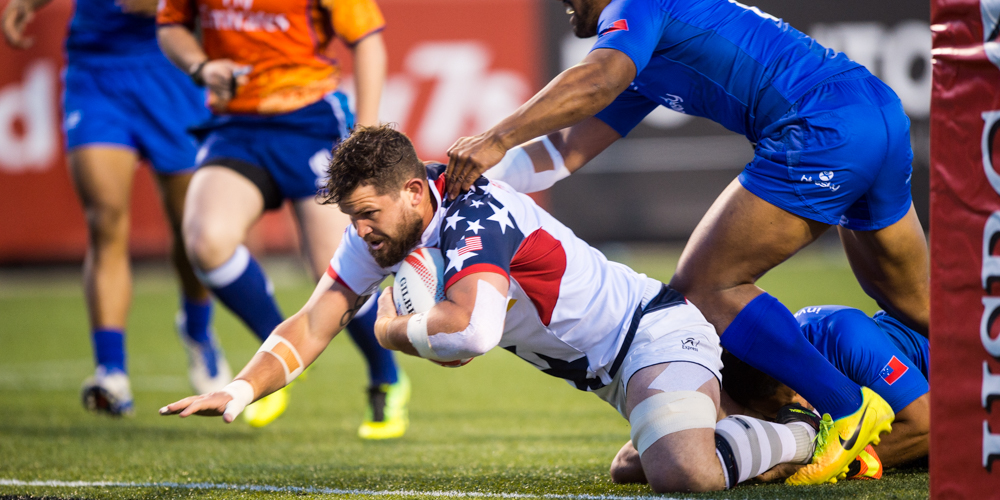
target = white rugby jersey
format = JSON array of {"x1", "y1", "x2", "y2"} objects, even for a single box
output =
[{"x1": 327, "y1": 164, "x2": 685, "y2": 391}]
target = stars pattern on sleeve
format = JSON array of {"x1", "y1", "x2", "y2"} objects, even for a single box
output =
[
  {"x1": 487, "y1": 203, "x2": 515, "y2": 234},
  {"x1": 445, "y1": 213, "x2": 465, "y2": 231},
  {"x1": 466, "y1": 219, "x2": 484, "y2": 235}
]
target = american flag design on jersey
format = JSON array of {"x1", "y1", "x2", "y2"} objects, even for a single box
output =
[{"x1": 329, "y1": 163, "x2": 662, "y2": 392}]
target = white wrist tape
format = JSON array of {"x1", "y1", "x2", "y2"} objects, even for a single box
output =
[
  {"x1": 629, "y1": 390, "x2": 717, "y2": 455},
  {"x1": 222, "y1": 379, "x2": 254, "y2": 421},
  {"x1": 484, "y1": 136, "x2": 569, "y2": 193},
  {"x1": 406, "y1": 312, "x2": 434, "y2": 359},
  {"x1": 426, "y1": 280, "x2": 506, "y2": 361},
  {"x1": 257, "y1": 335, "x2": 304, "y2": 385}
]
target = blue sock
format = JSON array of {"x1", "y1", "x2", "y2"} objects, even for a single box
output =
[
  {"x1": 181, "y1": 296, "x2": 213, "y2": 345},
  {"x1": 346, "y1": 296, "x2": 399, "y2": 386},
  {"x1": 721, "y1": 293, "x2": 862, "y2": 419},
  {"x1": 200, "y1": 246, "x2": 283, "y2": 342},
  {"x1": 92, "y1": 328, "x2": 126, "y2": 374}
]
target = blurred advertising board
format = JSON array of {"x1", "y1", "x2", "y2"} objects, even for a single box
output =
[
  {"x1": 0, "y1": 0, "x2": 543, "y2": 262},
  {"x1": 930, "y1": 0, "x2": 1000, "y2": 496},
  {"x1": 546, "y1": 0, "x2": 932, "y2": 241}
]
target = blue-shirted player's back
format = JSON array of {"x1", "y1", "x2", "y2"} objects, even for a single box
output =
[
  {"x1": 592, "y1": 0, "x2": 860, "y2": 141},
  {"x1": 794, "y1": 305, "x2": 928, "y2": 414}
]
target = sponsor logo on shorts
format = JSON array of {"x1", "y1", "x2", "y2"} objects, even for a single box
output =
[
  {"x1": 681, "y1": 337, "x2": 700, "y2": 351},
  {"x1": 800, "y1": 171, "x2": 841, "y2": 192}
]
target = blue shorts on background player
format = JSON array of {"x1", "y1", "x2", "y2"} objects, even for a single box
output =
[{"x1": 2, "y1": 0, "x2": 229, "y2": 417}]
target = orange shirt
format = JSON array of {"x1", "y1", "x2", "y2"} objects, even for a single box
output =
[{"x1": 158, "y1": 0, "x2": 384, "y2": 114}]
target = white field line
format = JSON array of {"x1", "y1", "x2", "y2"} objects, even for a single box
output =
[{"x1": 0, "y1": 479, "x2": 692, "y2": 500}]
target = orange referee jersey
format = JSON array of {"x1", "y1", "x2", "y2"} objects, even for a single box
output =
[{"x1": 158, "y1": 0, "x2": 384, "y2": 114}]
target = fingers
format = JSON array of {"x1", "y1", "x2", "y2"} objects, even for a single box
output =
[
  {"x1": 159, "y1": 393, "x2": 230, "y2": 418},
  {"x1": 377, "y1": 286, "x2": 397, "y2": 317}
]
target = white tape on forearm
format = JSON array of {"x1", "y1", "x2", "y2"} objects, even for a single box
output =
[
  {"x1": 257, "y1": 335, "x2": 304, "y2": 385},
  {"x1": 222, "y1": 379, "x2": 254, "y2": 421},
  {"x1": 484, "y1": 136, "x2": 569, "y2": 194},
  {"x1": 406, "y1": 312, "x2": 434, "y2": 359},
  {"x1": 426, "y1": 280, "x2": 506, "y2": 361}
]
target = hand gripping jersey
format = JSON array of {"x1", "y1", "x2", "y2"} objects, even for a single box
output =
[
  {"x1": 591, "y1": 0, "x2": 860, "y2": 143},
  {"x1": 157, "y1": 0, "x2": 384, "y2": 114},
  {"x1": 328, "y1": 164, "x2": 676, "y2": 391}
]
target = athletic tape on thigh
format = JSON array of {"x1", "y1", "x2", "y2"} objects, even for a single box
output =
[
  {"x1": 258, "y1": 335, "x2": 304, "y2": 384},
  {"x1": 629, "y1": 390, "x2": 717, "y2": 455},
  {"x1": 648, "y1": 362, "x2": 714, "y2": 394}
]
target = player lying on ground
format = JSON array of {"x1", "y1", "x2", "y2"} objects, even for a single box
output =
[
  {"x1": 609, "y1": 305, "x2": 929, "y2": 484},
  {"x1": 446, "y1": 0, "x2": 922, "y2": 484},
  {"x1": 160, "y1": 125, "x2": 825, "y2": 492}
]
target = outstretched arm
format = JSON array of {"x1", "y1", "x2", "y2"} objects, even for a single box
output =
[
  {"x1": 445, "y1": 48, "x2": 635, "y2": 198},
  {"x1": 483, "y1": 117, "x2": 621, "y2": 193},
  {"x1": 375, "y1": 272, "x2": 510, "y2": 361},
  {"x1": 160, "y1": 274, "x2": 366, "y2": 421}
]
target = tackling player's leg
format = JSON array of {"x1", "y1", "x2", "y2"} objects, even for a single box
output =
[{"x1": 838, "y1": 205, "x2": 929, "y2": 335}]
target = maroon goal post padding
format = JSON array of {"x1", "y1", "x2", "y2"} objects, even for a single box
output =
[{"x1": 931, "y1": 0, "x2": 1000, "y2": 496}]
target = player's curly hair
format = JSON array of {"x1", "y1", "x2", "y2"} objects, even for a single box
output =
[{"x1": 320, "y1": 124, "x2": 425, "y2": 205}]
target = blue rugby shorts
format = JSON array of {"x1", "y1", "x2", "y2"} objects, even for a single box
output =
[
  {"x1": 739, "y1": 67, "x2": 914, "y2": 231},
  {"x1": 63, "y1": 55, "x2": 207, "y2": 174}
]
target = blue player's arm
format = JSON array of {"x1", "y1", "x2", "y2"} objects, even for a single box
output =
[
  {"x1": 445, "y1": 48, "x2": 635, "y2": 198},
  {"x1": 374, "y1": 272, "x2": 510, "y2": 361}
]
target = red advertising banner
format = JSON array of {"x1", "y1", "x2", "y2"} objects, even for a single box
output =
[
  {"x1": 0, "y1": 0, "x2": 542, "y2": 262},
  {"x1": 930, "y1": 0, "x2": 1000, "y2": 497}
]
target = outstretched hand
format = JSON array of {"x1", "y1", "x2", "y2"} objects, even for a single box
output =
[
  {"x1": 445, "y1": 132, "x2": 508, "y2": 199},
  {"x1": 159, "y1": 391, "x2": 242, "y2": 423}
]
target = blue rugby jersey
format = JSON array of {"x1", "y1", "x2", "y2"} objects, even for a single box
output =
[
  {"x1": 66, "y1": 0, "x2": 162, "y2": 60},
  {"x1": 794, "y1": 305, "x2": 928, "y2": 413},
  {"x1": 591, "y1": 0, "x2": 861, "y2": 142}
]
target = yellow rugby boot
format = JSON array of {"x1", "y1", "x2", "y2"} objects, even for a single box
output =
[
  {"x1": 845, "y1": 444, "x2": 883, "y2": 480},
  {"x1": 358, "y1": 371, "x2": 410, "y2": 440},
  {"x1": 786, "y1": 387, "x2": 894, "y2": 485},
  {"x1": 242, "y1": 386, "x2": 289, "y2": 428}
]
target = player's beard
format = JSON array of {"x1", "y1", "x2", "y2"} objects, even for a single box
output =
[
  {"x1": 368, "y1": 209, "x2": 425, "y2": 268},
  {"x1": 565, "y1": 0, "x2": 602, "y2": 38}
]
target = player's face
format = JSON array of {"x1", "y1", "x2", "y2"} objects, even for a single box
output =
[
  {"x1": 560, "y1": 0, "x2": 605, "y2": 38},
  {"x1": 340, "y1": 184, "x2": 425, "y2": 268}
]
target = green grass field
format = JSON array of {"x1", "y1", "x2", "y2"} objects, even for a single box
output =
[{"x1": 0, "y1": 244, "x2": 928, "y2": 499}]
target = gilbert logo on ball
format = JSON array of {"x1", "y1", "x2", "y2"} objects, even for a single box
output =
[{"x1": 393, "y1": 247, "x2": 445, "y2": 314}]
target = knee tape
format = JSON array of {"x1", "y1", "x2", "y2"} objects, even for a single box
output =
[{"x1": 629, "y1": 391, "x2": 717, "y2": 455}]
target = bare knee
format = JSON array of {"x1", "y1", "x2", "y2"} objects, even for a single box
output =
[
  {"x1": 609, "y1": 441, "x2": 646, "y2": 484},
  {"x1": 84, "y1": 202, "x2": 130, "y2": 249},
  {"x1": 183, "y1": 216, "x2": 242, "y2": 270},
  {"x1": 645, "y1": 461, "x2": 725, "y2": 493}
]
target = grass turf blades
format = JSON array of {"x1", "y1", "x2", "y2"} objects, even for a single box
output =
[{"x1": 0, "y1": 245, "x2": 928, "y2": 499}]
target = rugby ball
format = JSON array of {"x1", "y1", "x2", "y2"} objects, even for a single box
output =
[
  {"x1": 393, "y1": 247, "x2": 446, "y2": 315},
  {"x1": 392, "y1": 247, "x2": 473, "y2": 368}
]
